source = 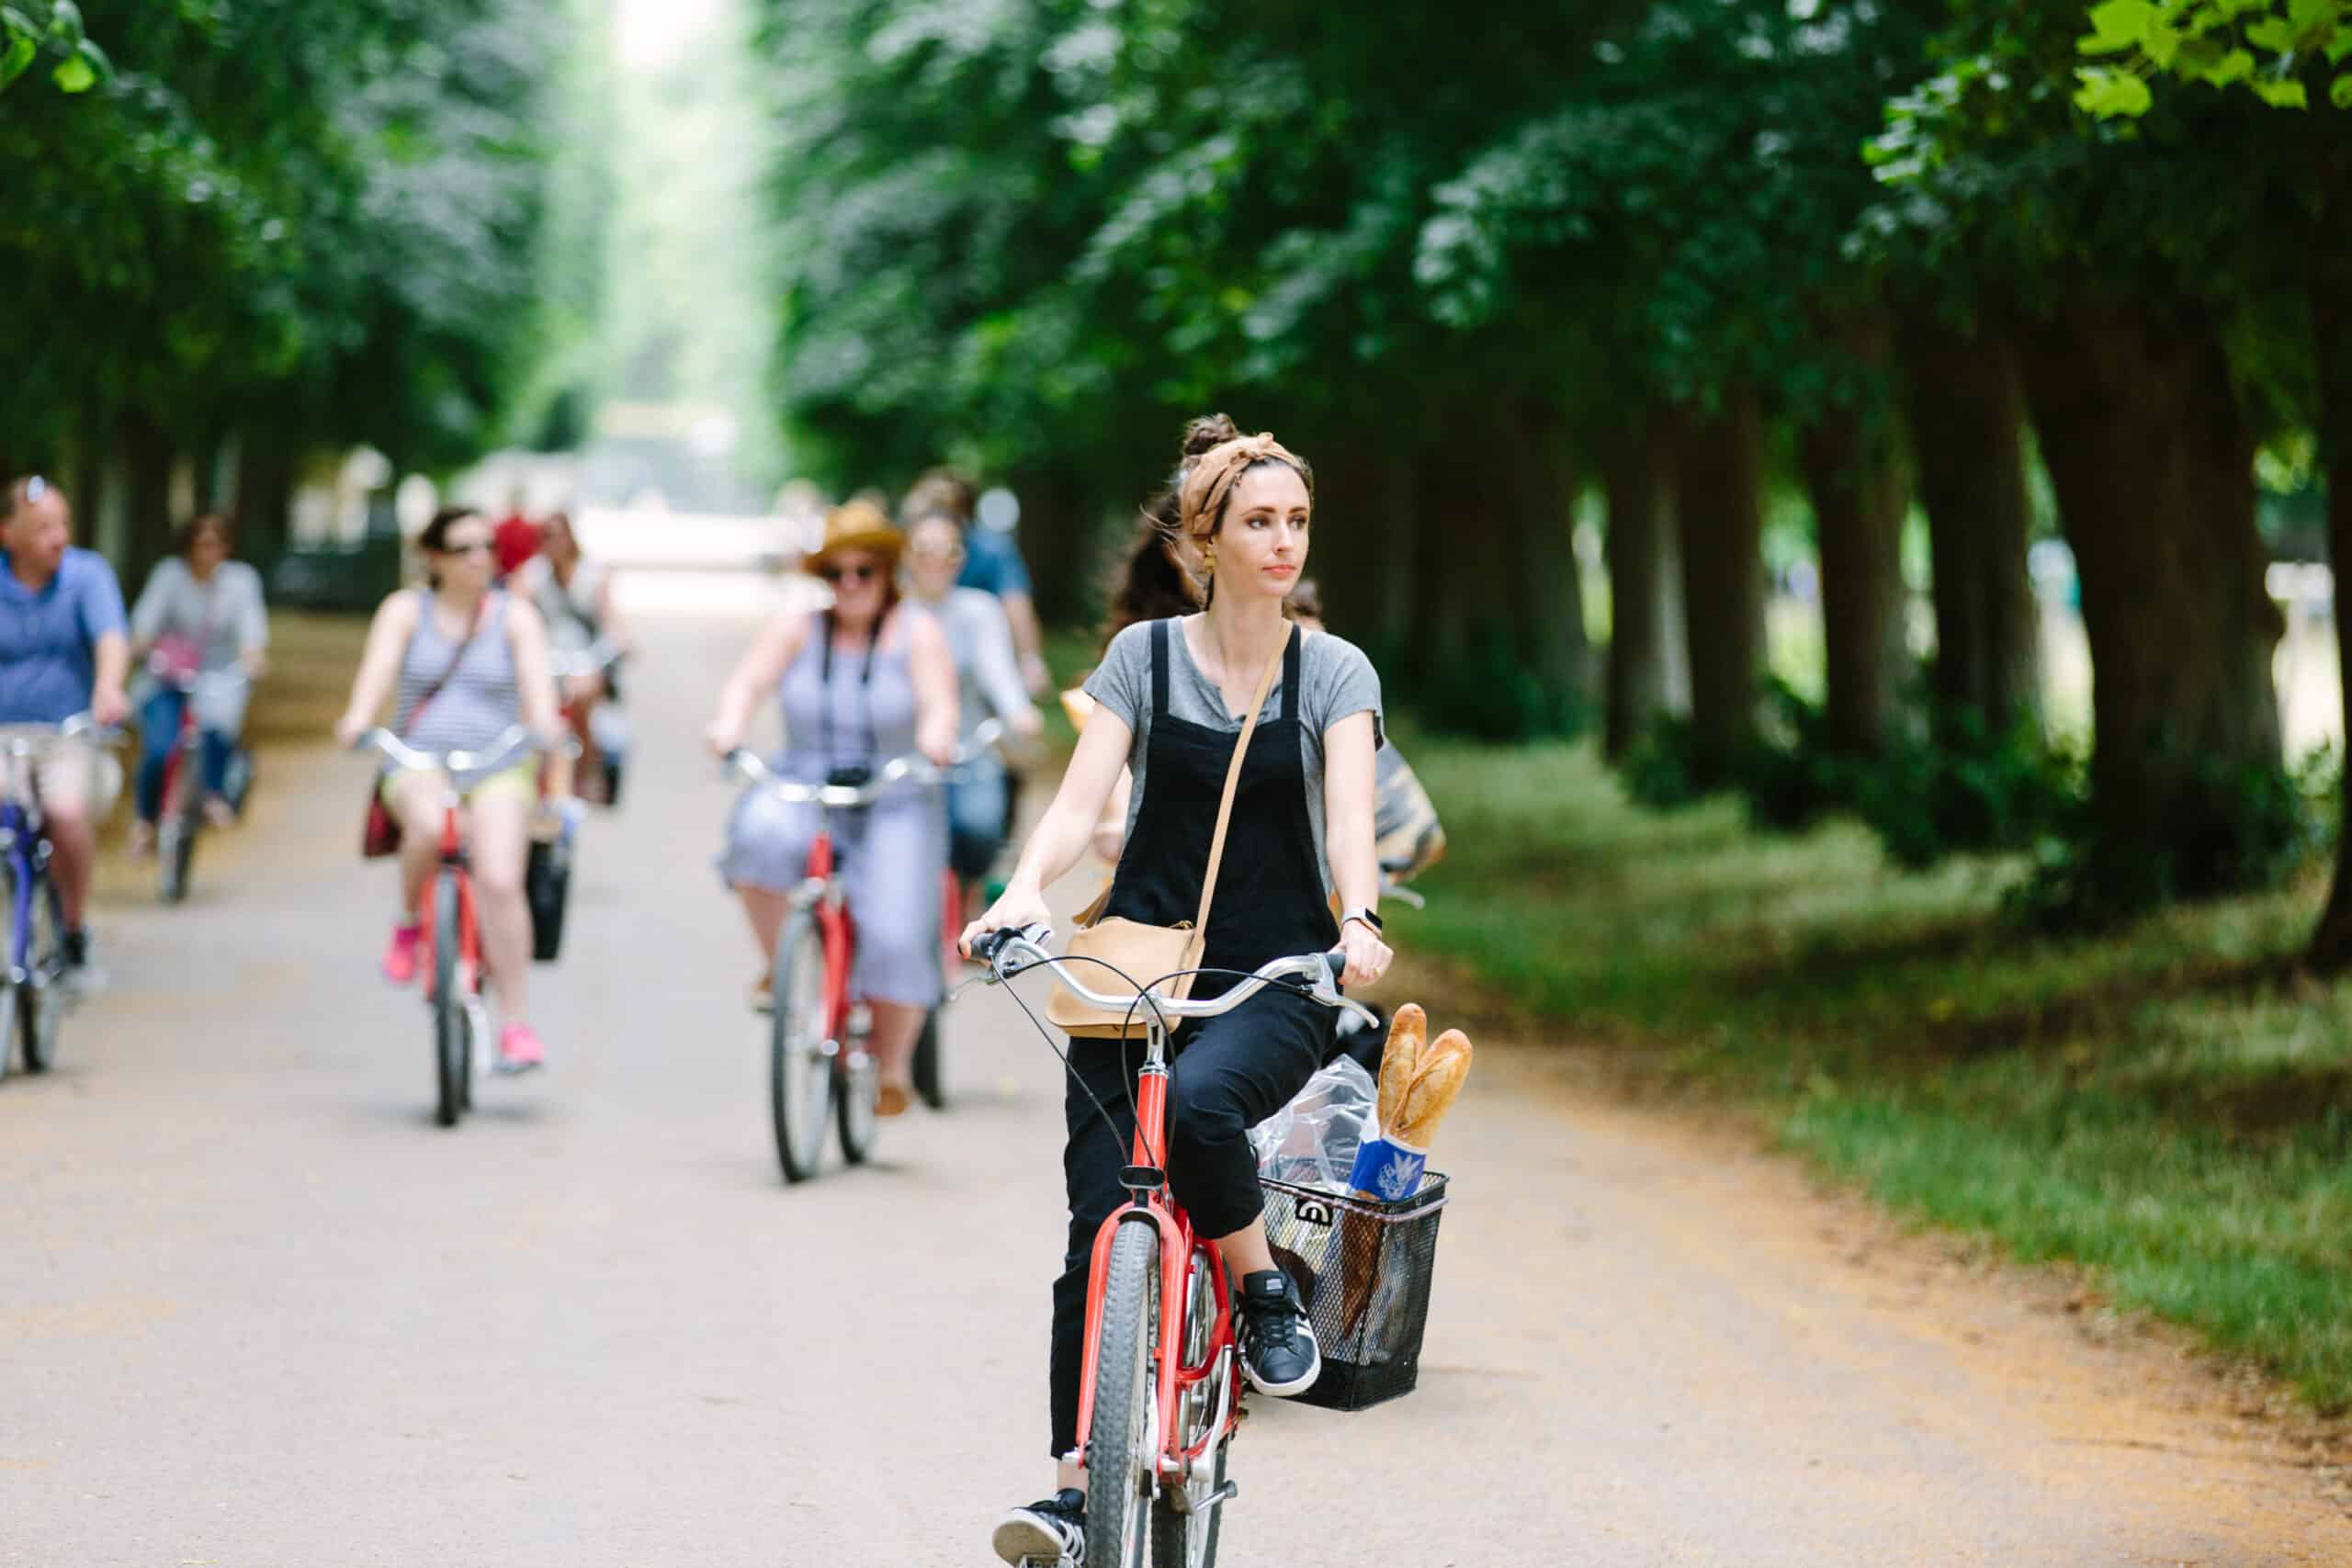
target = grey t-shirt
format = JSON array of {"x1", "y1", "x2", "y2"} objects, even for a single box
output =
[{"x1": 1083, "y1": 617, "x2": 1384, "y2": 897}]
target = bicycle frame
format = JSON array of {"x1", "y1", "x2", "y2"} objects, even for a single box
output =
[
  {"x1": 800, "y1": 829, "x2": 855, "y2": 1044},
  {"x1": 1069, "y1": 1018, "x2": 1238, "y2": 1491},
  {"x1": 413, "y1": 785, "x2": 481, "y2": 1007},
  {"x1": 0, "y1": 796, "x2": 46, "y2": 981}
]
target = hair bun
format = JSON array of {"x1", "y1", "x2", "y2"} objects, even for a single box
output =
[{"x1": 1181, "y1": 413, "x2": 1241, "y2": 461}]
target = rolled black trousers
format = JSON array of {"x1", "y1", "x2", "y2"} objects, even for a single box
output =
[{"x1": 1046, "y1": 986, "x2": 1331, "y2": 1457}]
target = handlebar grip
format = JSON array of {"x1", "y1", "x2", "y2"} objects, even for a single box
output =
[
  {"x1": 1324, "y1": 951, "x2": 1347, "y2": 982},
  {"x1": 972, "y1": 924, "x2": 1051, "y2": 963}
]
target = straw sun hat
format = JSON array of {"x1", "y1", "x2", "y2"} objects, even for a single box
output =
[{"x1": 801, "y1": 498, "x2": 904, "y2": 575}]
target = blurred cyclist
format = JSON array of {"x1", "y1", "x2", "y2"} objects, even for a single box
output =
[
  {"x1": 127, "y1": 513, "x2": 268, "y2": 851},
  {"x1": 902, "y1": 509, "x2": 1042, "y2": 917},
  {"x1": 0, "y1": 475, "x2": 131, "y2": 985}
]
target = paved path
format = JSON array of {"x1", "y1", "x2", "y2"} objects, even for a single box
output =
[{"x1": 3, "y1": 608, "x2": 2345, "y2": 1566}]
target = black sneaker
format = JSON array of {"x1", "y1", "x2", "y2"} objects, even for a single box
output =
[
  {"x1": 58, "y1": 927, "x2": 100, "y2": 997},
  {"x1": 992, "y1": 1488, "x2": 1086, "y2": 1566},
  {"x1": 1238, "y1": 1268, "x2": 1322, "y2": 1395}
]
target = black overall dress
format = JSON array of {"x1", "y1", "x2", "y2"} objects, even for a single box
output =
[{"x1": 1046, "y1": 618, "x2": 1339, "y2": 1457}]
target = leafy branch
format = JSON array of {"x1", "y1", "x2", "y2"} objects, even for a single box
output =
[
  {"x1": 2073, "y1": 0, "x2": 2352, "y2": 115},
  {"x1": 0, "y1": 2, "x2": 110, "y2": 97}
]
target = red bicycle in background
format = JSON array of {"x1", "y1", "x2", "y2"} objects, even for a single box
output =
[
  {"x1": 967, "y1": 927, "x2": 1374, "y2": 1568},
  {"x1": 726, "y1": 747, "x2": 955, "y2": 1181},
  {"x1": 356, "y1": 725, "x2": 552, "y2": 1128}
]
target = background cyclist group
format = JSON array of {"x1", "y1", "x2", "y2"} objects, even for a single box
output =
[{"x1": 5, "y1": 419, "x2": 1399, "y2": 1568}]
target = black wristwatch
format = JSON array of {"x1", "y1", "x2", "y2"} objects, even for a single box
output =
[{"x1": 1342, "y1": 907, "x2": 1383, "y2": 935}]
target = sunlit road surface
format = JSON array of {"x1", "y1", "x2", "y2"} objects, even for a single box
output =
[{"x1": 2, "y1": 581, "x2": 2346, "y2": 1566}]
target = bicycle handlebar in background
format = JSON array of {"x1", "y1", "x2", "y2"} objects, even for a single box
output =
[
  {"x1": 354, "y1": 724, "x2": 562, "y2": 778},
  {"x1": 724, "y1": 720, "x2": 1006, "y2": 807}
]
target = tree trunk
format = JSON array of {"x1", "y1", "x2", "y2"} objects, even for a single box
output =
[
  {"x1": 232, "y1": 433, "x2": 296, "y2": 574},
  {"x1": 1310, "y1": 437, "x2": 1417, "y2": 658},
  {"x1": 1005, "y1": 466, "x2": 1098, "y2": 627},
  {"x1": 1409, "y1": 395, "x2": 1589, "y2": 730},
  {"x1": 2018, "y1": 297, "x2": 2282, "y2": 901},
  {"x1": 2301, "y1": 251, "x2": 2352, "y2": 968},
  {"x1": 1899, "y1": 313, "x2": 2040, "y2": 733},
  {"x1": 1498, "y1": 395, "x2": 1589, "y2": 721},
  {"x1": 119, "y1": 412, "x2": 175, "y2": 589},
  {"x1": 1798, "y1": 355, "x2": 1911, "y2": 757},
  {"x1": 1675, "y1": 389, "x2": 1768, "y2": 775},
  {"x1": 1602, "y1": 406, "x2": 1689, "y2": 759}
]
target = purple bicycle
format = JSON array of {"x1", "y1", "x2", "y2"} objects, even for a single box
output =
[{"x1": 0, "y1": 717, "x2": 112, "y2": 1080}]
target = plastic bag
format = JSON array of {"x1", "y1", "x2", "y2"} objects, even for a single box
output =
[{"x1": 1250, "y1": 1055, "x2": 1377, "y2": 1192}]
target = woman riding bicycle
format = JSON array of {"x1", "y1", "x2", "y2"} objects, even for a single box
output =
[
  {"x1": 512, "y1": 510, "x2": 631, "y2": 803},
  {"x1": 707, "y1": 500, "x2": 958, "y2": 1118},
  {"x1": 964, "y1": 415, "x2": 1394, "y2": 1566},
  {"x1": 334, "y1": 505, "x2": 568, "y2": 1072},
  {"x1": 127, "y1": 513, "x2": 267, "y2": 854},
  {"x1": 902, "y1": 508, "x2": 1042, "y2": 917}
]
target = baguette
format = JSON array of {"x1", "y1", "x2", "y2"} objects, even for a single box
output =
[
  {"x1": 1376, "y1": 1004, "x2": 1427, "y2": 1134},
  {"x1": 1059, "y1": 687, "x2": 1097, "y2": 732},
  {"x1": 1390, "y1": 1028, "x2": 1472, "y2": 1149}
]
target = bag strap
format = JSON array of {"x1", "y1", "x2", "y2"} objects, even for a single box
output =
[
  {"x1": 1192, "y1": 623, "x2": 1292, "y2": 934},
  {"x1": 401, "y1": 591, "x2": 492, "y2": 739}
]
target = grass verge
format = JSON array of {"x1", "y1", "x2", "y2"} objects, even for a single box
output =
[{"x1": 1391, "y1": 721, "x2": 2352, "y2": 1412}]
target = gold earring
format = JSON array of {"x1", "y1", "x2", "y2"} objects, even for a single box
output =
[{"x1": 1202, "y1": 544, "x2": 1217, "y2": 576}]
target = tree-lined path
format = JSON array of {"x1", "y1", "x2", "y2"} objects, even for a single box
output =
[{"x1": 1, "y1": 606, "x2": 2344, "y2": 1566}]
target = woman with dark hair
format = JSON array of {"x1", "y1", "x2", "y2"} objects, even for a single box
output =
[
  {"x1": 965, "y1": 415, "x2": 1394, "y2": 1566},
  {"x1": 334, "y1": 505, "x2": 568, "y2": 1071},
  {"x1": 514, "y1": 510, "x2": 632, "y2": 803},
  {"x1": 707, "y1": 500, "x2": 959, "y2": 1116},
  {"x1": 127, "y1": 513, "x2": 267, "y2": 852}
]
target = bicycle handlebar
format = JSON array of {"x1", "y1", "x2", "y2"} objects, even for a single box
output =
[
  {"x1": 969, "y1": 926, "x2": 1378, "y2": 1030},
  {"x1": 724, "y1": 719, "x2": 1004, "y2": 807},
  {"x1": 354, "y1": 724, "x2": 558, "y2": 777},
  {"x1": 548, "y1": 637, "x2": 627, "y2": 680},
  {"x1": 0, "y1": 715, "x2": 126, "y2": 757}
]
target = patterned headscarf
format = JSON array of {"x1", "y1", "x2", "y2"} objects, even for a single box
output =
[{"x1": 1175, "y1": 432, "x2": 1313, "y2": 542}]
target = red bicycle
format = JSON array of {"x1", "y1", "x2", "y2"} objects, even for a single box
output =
[
  {"x1": 726, "y1": 746, "x2": 956, "y2": 1181},
  {"x1": 968, "y1": 927, "x2": 1374, "y2": 1568},
  {"x1": 356, "y1": 725, "x2": 551, "y2": 1127}
]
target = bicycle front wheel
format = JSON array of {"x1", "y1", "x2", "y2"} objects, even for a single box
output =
[
  {"x1": 834, "y1": 1013, "x2": 878, "y2": 1165},
  {"x1": 911, "y1": 1008, "x2": 944, "y2": 1110},
  {"x1": 769, "y1": 905, "x2": 832, "y2": 1182},
  {"x1": 1086, "y1": 1217, "x2": 1161, "y2": 1568},
  {"x1": 432, "y1": 873, "x2": 469, "y2": 1127},
  {"x1": 160, "y1": 789, "x2": 200, "y2": 904},
  {"x1": 19, "y1": 878, "x2": 65, "y2": 1074}
]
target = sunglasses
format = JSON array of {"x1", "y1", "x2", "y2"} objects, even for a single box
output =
[
  {"x1": 818, "y1": 562, "x2": 883, "y2": 585},
  {"x1": 444, "y1": 538, "x2": 494, "y2": 557}
]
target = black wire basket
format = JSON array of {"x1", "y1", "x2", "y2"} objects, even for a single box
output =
[{"x1": 1260, "y1": 1169, "x2": 1450, "y2": 1411}]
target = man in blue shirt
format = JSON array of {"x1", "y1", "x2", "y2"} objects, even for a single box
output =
[{"x1": 0, "y1": 476, "x2": 131, "y2": 979}]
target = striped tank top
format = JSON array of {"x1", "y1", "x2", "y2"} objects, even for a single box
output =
[{"x1": 392, "y1": 591, "x2": 520, "y2": 756}]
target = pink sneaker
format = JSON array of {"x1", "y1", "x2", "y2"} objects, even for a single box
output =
[
  {"x1": 497, "y1": 1022, "x2": 547, "y2": 1074},
  {"x1": 381, "y1": 921, "x2": 424, "y2": 986}
]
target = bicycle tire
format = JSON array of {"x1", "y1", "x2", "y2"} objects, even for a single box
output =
[
  {"x1": 769, "y1": 905, "x2": 831, "y2": 1182},
  {"x1": 834, "y1": 1013, "x2": 878, "y2": 1165},
  {"x1": 432, "y1": 873, "x2": 467, "y2": 1128},
  {"x1": 911, "y1": 1008, "x2": 944, "y2": 1110},
  {"x1": 19, "y1": 879, "x2": 64, "y2": 1074},
  {"x1": 161, "y1": 794, "x2": 199, "y2": 904},
  {"x1": 1086, "y1": 1217, "x2": 1161, "y2": 1568}
]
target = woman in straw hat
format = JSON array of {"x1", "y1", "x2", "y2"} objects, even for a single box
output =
[
  {"x1": 963, "y1": 415, "x2": 1393, "y2": 1565},
  {"x1": 707, "y1": 500, "x2": 959, "y2": 1115}
]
